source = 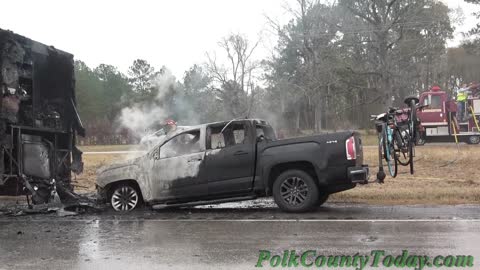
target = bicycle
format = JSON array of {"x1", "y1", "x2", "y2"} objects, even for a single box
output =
[
  {"x1": 390, "y1": 107, "x2": 414, "y2": 168},
  {"x1": 403, "y1": 96, "x2": 422, "y2": 174},
  {"x1": 372, "y1": 97, "x2": 426, "y2": 181},
  {"x1": 372, "y1": 101, "x2": 425, "y2": 180},
  {"x1": 371, "y1": 110, "x2": 398, "y2": 179}
]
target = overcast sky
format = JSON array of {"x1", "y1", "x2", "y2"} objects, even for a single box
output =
[{"x1": 0, "y1": 0, "x2": 478, "y2": 79}]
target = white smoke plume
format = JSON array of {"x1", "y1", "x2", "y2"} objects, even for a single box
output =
[
  {"x1": 154, "y1": 68, "x2": 177, "y2": 100},
  {"x1": 118, "y1": 69, "x2": 178, "y2": 140},
  {"x1": 118, "y1": 104, "x2": 167, "y2": 137}
]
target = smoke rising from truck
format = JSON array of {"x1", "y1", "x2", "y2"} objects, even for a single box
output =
[
  {"x1": 118, "y1": 69, "x2": 185, "y2": 141},
  {"x1": 116, "y1": 64, "x2": 289, "y2": 148}
]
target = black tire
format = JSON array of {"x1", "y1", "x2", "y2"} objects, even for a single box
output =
[
  {"x1": 467, "y1": 135, "x2": 480, "y2": 145},
  {"x1": 382, "y1": 128, "x2": 389, "y2": 160},
  {"x1": 383, "y1": 128, "x2": 397, "y2": 177},
  {"x1": 109, "y1": 183, "x2": 142, "y2": 212},
  {"x1": 393, "y1": 150, "x2": 398, "y2": 178},
  {"x1": 316, "y1": 194, "x2": 329, "y2": 206},
  {"x1": 393, "y1": 129, "x2": 410, "y2": 166},
  {"x1": 409, "y1": 139, "x2": 414, "y2": 175},
  {"x1": 273, "y1": 170, "x2": 319, "y2": 213},
  {"x1": 416, "y1": 132, "x2": 426, "y2": 146},
  {"x1": 408, "y1": 100, "x2": 417, "y2": 175},
  {"x1": 409, "y1": 100, "x2": 417, "y2": 143}
]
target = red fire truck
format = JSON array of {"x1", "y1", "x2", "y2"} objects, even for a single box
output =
[{"x1": 417, "y1": 84, "x2": 480, "y2": 145}]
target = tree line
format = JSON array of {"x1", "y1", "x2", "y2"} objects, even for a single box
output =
[{"x1": 75, "y1": 0, "x2": 480, "y2": 144}]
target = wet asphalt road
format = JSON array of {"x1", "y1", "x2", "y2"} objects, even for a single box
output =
[{"x1": 0, "y1": 202, "x2": 479, "y2": 270}]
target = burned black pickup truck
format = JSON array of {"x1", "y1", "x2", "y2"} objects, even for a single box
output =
[
  {"x1": 0, "y1": 29, "x2": 85, "y2": 205},
  {"x1": 97, "y1": 119, "x2": 369, "y2": 212}
]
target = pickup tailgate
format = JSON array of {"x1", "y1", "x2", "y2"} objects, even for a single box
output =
[
  {"x1": 311, "y1": 131, "x2": 368, "y2": 184},
  {"x1": 315, "y1": 131, "x2": 363, "y2": 166},
  {"x1": 347, "y1": 132, "x2": 369, "y2": 184}
]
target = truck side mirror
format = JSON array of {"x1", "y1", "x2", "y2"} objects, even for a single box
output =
[
  {"x1": 256, "y1": 135, "x2": 265, "y2": 143},
  {"x1": 151, "y1": 147, "x2": 160, "y2": 160}
]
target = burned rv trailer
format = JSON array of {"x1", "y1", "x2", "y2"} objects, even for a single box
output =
[{"x1": 0, "y1": 28, "x2": 85, "y2": 205}]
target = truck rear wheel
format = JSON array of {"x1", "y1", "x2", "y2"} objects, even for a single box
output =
[
  {"x1": 273, "y1": 170, "x2": 319, "y2": 213},
  {"x1": 416, "y1": 136, "x2": 426, "y2": 146},
  {"x1": 467, "y1": 135, "x2": 480, "y2": 145}
]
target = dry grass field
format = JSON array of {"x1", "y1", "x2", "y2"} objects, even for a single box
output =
[
  {"x1": 331, "y1": 145, "x2": 480, "y2": 204},
  {"x1": 79, "y1": 145, "x2": 139, "y2": 152},
  {"x1": 76, "y1": 144, "x2": 480, "y2": 205},
  {"x1": 73, "y1": 153, "x2": 127, "y2": 192}
]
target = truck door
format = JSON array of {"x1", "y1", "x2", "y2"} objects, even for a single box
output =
[
  {"x1": 418, "y1": 92, "x2": 447, "y2": 125},
  {"x1": 203, "y1": 121, "x2": 256, "y2": 196},
  {"x1": 149, "y1": 129, "x2": 208, "y2": 200},
  {"x1": 418, "y1": 91, "x2": 450, "y2": 137}
]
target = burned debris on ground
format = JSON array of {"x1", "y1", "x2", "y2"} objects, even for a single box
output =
[{"x1": 0, "y1": 191, "x2": 101, "y2": 217}]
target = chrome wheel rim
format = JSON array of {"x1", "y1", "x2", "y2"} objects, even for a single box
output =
[
  {"x1": 280, "y1": 177, "x2": 308, "y2": 206},
  {"x1": 470, "y1": 136, "x2": 480, "y2": 144},
  {"x1": 111, "y1": 186, "x2": 138, "y2": 211}
]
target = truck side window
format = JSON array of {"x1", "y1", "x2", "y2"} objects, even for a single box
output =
[
  {"x1": 233, "y1": 127, "x2": 245, "y2": 144},
  {"x1": 256, "y1": 125, "x2": 276, "y2": 141},
  {"x1": 160, "y1": 130, "x2": 201, "y2": 159},
  {"x1": 430, "y1": 95, "x2": 442, "y2": 109},
  {"x1": 423, "y1": 96, "x2": 429, "y2": 106},
  {"x1": 207, "y1": 123, "x2": 247, "y2": 149},
  {"x1": 423, "y1": 94, "x2": 442, "y2": 109},
  {"x1": 210, "y1": 132, "x2": 225, "y2": 149}
]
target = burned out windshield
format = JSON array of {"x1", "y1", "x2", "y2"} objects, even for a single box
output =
[{"x1": 160, "y1": 130, "x2": 201, "y2": 158}]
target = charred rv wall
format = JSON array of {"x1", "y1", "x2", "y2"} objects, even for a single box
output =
[{"x1": 0, "y1": 28, "x2": 85, "y2": 204}]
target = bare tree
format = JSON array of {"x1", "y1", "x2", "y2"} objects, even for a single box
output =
[{"x1": 206, "y1": 34, "x2": 260, "y2": 118}]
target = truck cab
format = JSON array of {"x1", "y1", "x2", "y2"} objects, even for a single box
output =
[{"x1": 417, "y1": 86, "x2": 480, "y2": 144}]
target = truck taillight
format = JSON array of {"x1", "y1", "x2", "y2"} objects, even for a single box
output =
[{"x1": 346, "y1": 136, "x2": 356, "y2": 160}]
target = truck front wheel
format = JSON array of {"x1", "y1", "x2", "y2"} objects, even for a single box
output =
[
  {"x1": 273, "y1": 170, "x2": 319, "y2": 213},
  {"x1": 109, "y1": 183, "x2": 142, "y2": 212}
]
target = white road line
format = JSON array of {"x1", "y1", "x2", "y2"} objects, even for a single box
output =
[
  {"x1": 0, "y1": 219, "x2": 478, "y2": 222},
  {"x1": 83, "y1": 151, "x2": 145, "y2": 155}
]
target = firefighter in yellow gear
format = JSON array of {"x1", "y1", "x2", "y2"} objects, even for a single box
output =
[{"x1": 457, "y1": 85, "x2": 468, "y2": 121}]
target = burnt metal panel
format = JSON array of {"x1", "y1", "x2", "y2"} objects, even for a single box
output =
[{"x1": 21, "y1": 135, "x2": 50, "y2": 179}]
